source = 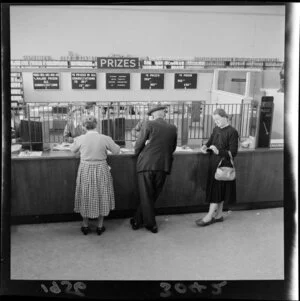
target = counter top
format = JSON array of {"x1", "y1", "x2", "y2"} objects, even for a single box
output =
[{"x1": 11, "y1": 147, "x2": 283, "y2": 160}]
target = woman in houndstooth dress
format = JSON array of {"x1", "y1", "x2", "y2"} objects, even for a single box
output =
[{"x1": 70, "y1": 116, "x2": 120, "y2": 235}]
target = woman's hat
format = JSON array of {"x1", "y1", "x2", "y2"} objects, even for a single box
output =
[{"x1": 147, "y1": 105, "x2": 167, "y2": 116}]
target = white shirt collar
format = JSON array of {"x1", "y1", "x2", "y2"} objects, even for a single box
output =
[{"x1": 86, "y1": 130, "x2": 98, "y2": 134}]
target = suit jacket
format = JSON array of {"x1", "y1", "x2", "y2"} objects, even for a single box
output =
[{"x1": 135, "y1": 118, "x2": 177, "y2": 174}]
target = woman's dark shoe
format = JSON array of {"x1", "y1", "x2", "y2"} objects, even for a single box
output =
[
  {"x1": 195, "y1": 218, "x2": 215, "y2": 227},
  {"x1": 80, "y1": 226, "x2": 91, "y2": 235},
  {"x1": 96, "y1": 226, "x2": 106, "y2": 235},
  {"x1": 145, "y1": 225, "x2": 158, "y2": 233},
  {"x1": 214, "y1": 216, "x2": 224, "y2": 222},
  {"x1": 130, "y1": 218, "x2": 140, "y2": 230}
]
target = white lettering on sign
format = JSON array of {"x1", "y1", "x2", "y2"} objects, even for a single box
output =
[
  {"x1": 100, "y1": 59, "x2": 106, "y2": 66},
  {"x1": 107, "y1": 59, "x2": 114, "y2": 68},
  {"x1": 98, "y1": 57, "x2": 139, "y2": 68}
]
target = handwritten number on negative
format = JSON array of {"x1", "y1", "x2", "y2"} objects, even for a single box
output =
[
  {"x1": 49, "y1": 281, "x2": 61, "y2": 294},
  {"x1": 41, "y1": 281, "x2": 86, "y2": 297},
  {"x1": 211, "y1": 281, "x2": 227, "y2": 295},
  {"x1": 160, "y1": 282, "x2": 172, "y2": 297},
  {"x1": 74, "y1": 282, "x2": 87, "y2": 297}
]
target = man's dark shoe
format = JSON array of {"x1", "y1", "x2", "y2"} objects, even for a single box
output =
[
  {"x1": 130, "y1": 218, "x2": 140, "y2": 230},
  {"x1": 145, "y1": 225, "x2": 158, "y2": 234}
]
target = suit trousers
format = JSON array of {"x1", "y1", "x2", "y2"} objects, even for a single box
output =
[{"x1": 134, "y1": 171, "x2": 167, "y2": 228}]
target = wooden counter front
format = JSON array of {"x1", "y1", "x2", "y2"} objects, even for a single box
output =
[{"x1": 11, "y1": 149, "x2": 283, "y2": 222}]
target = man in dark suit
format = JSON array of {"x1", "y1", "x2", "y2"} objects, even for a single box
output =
[{"x1": 130, "y1": 105, "x2": 177, "y2": 233}]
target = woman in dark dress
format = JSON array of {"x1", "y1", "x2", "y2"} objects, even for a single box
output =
[{"x1": 196, "y1": 108, "x2": 239, "y2": 226}]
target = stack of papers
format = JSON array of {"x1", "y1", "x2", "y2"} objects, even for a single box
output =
[
  {"x1": 11, "y1": 144, "x2": 22, "y2": 153},
  {"x1": 270, "y1": 139, "x2": 284, "y2": 148}
]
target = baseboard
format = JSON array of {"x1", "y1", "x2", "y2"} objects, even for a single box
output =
[{"x1": 10, "y1": 201, "x2": 283, "y2": 225}]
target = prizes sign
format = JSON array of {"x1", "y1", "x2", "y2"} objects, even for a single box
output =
[{"x1": 97, "y1": 57, "x2": 139, "y2": 69}]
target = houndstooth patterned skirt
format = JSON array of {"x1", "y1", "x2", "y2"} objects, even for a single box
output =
[{"x1": 74, "y1": 160, "x2": 115, "y2": 218}]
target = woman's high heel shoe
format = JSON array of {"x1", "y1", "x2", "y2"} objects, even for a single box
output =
[
  {"x1": 81, "y1": 226, "x2": 91, "y2": 235},
  {"x1": 96, "y1": 226, "x2": 106, "y2": 235}
]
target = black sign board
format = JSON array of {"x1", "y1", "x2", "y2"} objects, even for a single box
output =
[
  {"x1": 141, "y1": 73, "x2": 164, "y2": 89},
  {"x1": 71, "y1": 73, "x2": 97, "y2": 89},
  {"x1": 231, "y1": 78, "x2": 246, "y2": 82},
  {"x1": 257, "y1": 96, "x2": 274, "y2": 148},
  {"x1": 98, "y1": 57, "x2": 139, "y2": 69},
  {"x1": 106, "y1": 73, "x2": 130, "y2": 89},
  {"x1": 33, "y1": 73, "x2": 59, "y2": 89},
  {"x1": 174, "y1": 73, "x2": 197, "y2": 89}
]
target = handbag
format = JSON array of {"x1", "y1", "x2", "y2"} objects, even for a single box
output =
[{"x1": 214, "y1": 151, "x2": 236, "y2": 181}]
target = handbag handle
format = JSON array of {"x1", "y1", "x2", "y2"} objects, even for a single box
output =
[{"x1": 217, "y1": 150, "x2": 235, "y2": 168}]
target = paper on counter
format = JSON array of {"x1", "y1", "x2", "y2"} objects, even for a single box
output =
[
  {"x1": 52, "y1": 143, "x2": 72, "y2": 151},
  {"x1": 19, "y1": 151, "x2": 43, "y2": 157},
  {"x1": 175, "y1": 146, "x2": 194, "y2": 152},
  {"x1": 120, "y1": 148, "x2": 133, "y2": 153}
]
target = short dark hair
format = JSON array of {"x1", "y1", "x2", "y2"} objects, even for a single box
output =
[
  {"x1": 83, "y1": 116, "x2": 97, "y2": 130},
  {"x1": 213, "y1": 108, "x2": 228, "y2": 118}
]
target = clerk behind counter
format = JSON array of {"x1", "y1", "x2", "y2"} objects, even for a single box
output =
[{"x1": 63, "y1": 108, "x2": 87, "y2": 142}]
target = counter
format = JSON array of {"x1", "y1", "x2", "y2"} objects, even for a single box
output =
[{"x1": 11, "y1": 148, "x2": 283, "y2": 224}]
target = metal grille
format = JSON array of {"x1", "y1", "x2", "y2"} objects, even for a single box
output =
[{"x1": 11, "y1": 101, "x2": 258, "y2": 150}]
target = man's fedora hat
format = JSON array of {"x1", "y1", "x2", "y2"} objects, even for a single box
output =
[{"x1": 147, "y1": 105, "x2": 167, "y2": 116}]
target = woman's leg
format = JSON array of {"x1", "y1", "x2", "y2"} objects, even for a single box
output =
[
  {"x1": 96, "y1": 215, "x2": 106, "y2": 235},
  {"x1": 214, "y1": 201, "x2": 224, "y2": 219},
  {"x1": 202, "y1": 203, "x2": 218, "y2": 222},
  {"x1": 97, "y1": 215, "x2": 104, "y2": 228},
  {"x1": 82, "y1": 217, "x2": 89, "y2": 227}
]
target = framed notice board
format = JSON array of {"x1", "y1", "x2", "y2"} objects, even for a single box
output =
[
  {"x1": 106, "y1": 73, "x2": 130, "y2": 89},
  {"x1": 174, "y1": 73, "x2": 197, "y2": 89},
  {"x1": 141, "y1": 73, "x2": 164, "y2": 89},
  {"x1": 33, "y1": 73, "x2": 60, "y2": 89},
  {"x1": 71, "y1": 73, "x2": 97, "y2": 89}
]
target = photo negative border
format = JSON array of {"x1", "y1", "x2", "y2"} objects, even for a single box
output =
[{"x1": 1, "y1": 2, "x2": 298, "y2": 300}]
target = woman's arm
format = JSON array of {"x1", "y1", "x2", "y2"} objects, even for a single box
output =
[
  {"x1": 228, "y1": 129, "x2": 239, "y2": 157},
  {"x1": 206, "y1": 127, "x2": 216, "y2": 147},
  {"x1": 218, "y1": 129, "x2": 239, "y2": 159},
  {"x1": 70, "y1": 137, "x2": 81, "y2": 154},
  {"x1": 106, "y1": 136, "x2": 121, "y2": 155}
]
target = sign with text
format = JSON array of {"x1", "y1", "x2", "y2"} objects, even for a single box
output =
[
  {"x1": 33, "y1": 73, "x2": 59, "y2": 89},
  {"x1": 106, "y1": 73, "x2": 130, "y2": 89},
  {"x1": 98, "y1": 57, "x2": 139, "y2": 69},
  {"x1": 174, "y1": 73, "x2": 197, "y2": 89},
  {"x1": 71, "y1": 73, "x2": 97, "y2": 89},
  {"x1": 231, "y1": 78, "x2": 246, "y2": 82},
  {"x1": 141, "y1": 73, "x2": 164, "y2": 89}
]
